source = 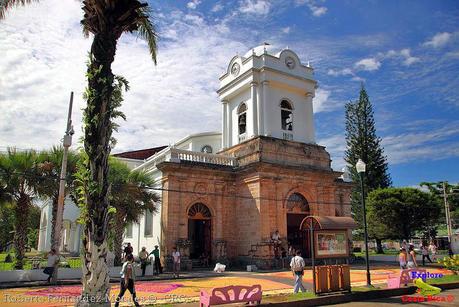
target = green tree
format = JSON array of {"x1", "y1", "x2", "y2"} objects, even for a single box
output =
[
  {"x1": 0, "y1": 202, "x2": 15, "y2": 251},
  {"x1": 0, "y1": 149, "x2": 40, "y2": 268},
  {"x1": 367, "y1": 188, "x2": 441, "y2": 242},
  {"x1": 1, "y1": 1, "x2": 158, "y2": 302},
  {"x1": 420, "y1": 181, "x2": 459, "y2": 238},
  {"x1": 108, "y1": 159, "x2": 159, "y2": 266},
  {"x1": 36, "y1": 147, "x2": 79, "y2": 250},
  {"x1": 27, "y1": 204, "x2": 41, "y2": 250},
  {"x1": 344, "y1": 85, "x2": 391, "y2": 253}
]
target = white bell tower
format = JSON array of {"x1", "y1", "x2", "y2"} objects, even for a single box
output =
[{"x1": 217, "y1": 45, "x2": 317, "y2": 149}]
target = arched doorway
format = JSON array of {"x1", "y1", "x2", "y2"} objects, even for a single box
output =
[
  {"x1": 286, "y1": 193, "x2": 310, "y2": 257},
  {"x1": 188, "y1": 203, "x2": 212, "y2": 259}
]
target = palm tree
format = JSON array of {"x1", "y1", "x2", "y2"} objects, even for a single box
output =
[
  {"x1": 36, "y1": 146, "x2": 79, "y2": 250},
  {"x1": 108, "y1": 159, "x2": 159, "y2": 266},
  {"x1": 0, "y1": 149, "x2": 40, "y2": 269},
  {"x1": 1, "y1": 1, "x2": 158, "y2": 303}
]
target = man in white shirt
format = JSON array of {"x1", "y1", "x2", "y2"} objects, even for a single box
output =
[
  {"x1": 115, "y1": 254, "x2": 140, "y2": 307},
  {"x1": 43, "y1": 248, "x2": 59, "y2": 283},
  {"x1": 290, "y1": 250, "x2": 306, "y2": 293},
  {"x1": 172, "y1": 247, "x2": 181, "y2": 278}
]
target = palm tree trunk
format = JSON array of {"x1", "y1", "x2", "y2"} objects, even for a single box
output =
[
  {"x1": 50, "y1": 195, "x2": 58, "y2": 250},
  {"x1": 14, "y1": 193, "x2": 30, "y2": 269},
  {"x1": 76, "y1": 32, "x2": 117, "y2": 307},
  {"x1": 113, "y1": 212, "x2": 125, "y2": 266}
]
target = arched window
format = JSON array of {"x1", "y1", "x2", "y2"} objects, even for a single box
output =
[
  {"x1": 286, "y1": 193, "x2": 309, "y2": 213},
  {"x1": 188, "y1": 203, "x2": 212, "y2": 219},
  {"x1": 201, "y1": 145, "x2": 213, "y2": 153},
  {"x1": 280, "y1": 100, "x2": 293, "y2": 131},
  {"x1": 237, "y1": 103, "x2": 247, "y2": 135}
]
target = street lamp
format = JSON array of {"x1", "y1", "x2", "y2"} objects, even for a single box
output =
[{"x1": 356, "y1": 158, "x2": 371, "y2": 287}]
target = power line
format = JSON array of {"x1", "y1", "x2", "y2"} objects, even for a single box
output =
[{"x1": 0, "y1": 169, "x2": 350, "y2": 206}]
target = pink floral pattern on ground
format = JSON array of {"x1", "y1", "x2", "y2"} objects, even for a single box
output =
[
  {"x1": 25, "y1": 285, "x2": 82, "y2": 297},
  {"x1": 135, "y1": 282, "x2": 183, "y2": 293},
  {"x1": 23, "y1": 282, "x2": 183, "y2": 297}
]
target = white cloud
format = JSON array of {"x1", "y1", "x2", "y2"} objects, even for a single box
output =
[
  {"x1": 281, "y1": 27, "x2": 291, "y2": 34},
  {"x1": 327, "y1": 68, "x2": 353, "y2": 76},
  {"x1": 382, "y1": 122, "x2": 459, "y2": 164},
  {"x1": 354, "y1": 57, "x2": 381, "y2": 71},
  {"x1": 239, "y1": 0, "x2": 271, "y2": 15},
  {"x1": 400, "y1": 49, "x2": 420, "y2": 66},
  {"x1": 317, "y1": 134, "x2": 347, "y2": 170},
  {"x1": 0, "y1": 0, "x2": 249, "y2": 152},
  {"x1": 296, "y1": 0, "x2": 328, "y2": 17},
  {"x1": 384, "y1": 48, "x2": 420, "y2": 66},
  {"x1": 187, "y1": 0, "x2": 201, "y2": 10},
  {"x1": 211, "y1": 3, "x2": 224, "y2": 12},
  {"x1": 313, "y1": 88, "x2": 333, "y2": 113},
  {"x1": 423, "y1": 32, "x2": 452, "y2": 48}
]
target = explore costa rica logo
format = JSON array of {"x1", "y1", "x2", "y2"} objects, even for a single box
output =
[{"x1": 401, "y1": 277, "x2": 453, "y2": 303}]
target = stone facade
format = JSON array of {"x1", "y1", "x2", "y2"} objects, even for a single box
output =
[{"x1": 157, "y1": 136, "x2": 352, "y2": 268}]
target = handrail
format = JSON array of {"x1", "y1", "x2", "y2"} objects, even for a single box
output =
[{"x1": 170, "y1": 148, "x2": 238, "y2": 167}]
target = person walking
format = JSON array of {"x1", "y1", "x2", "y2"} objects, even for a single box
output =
[
  {"x1": 429, "y1": 241, "x2": 437, "y2": 262},
  {"x1": 398, "y1": 248, "x2": 407, "y2": 270},
  {"x1": 421, "y1": 245, "x2": 433, "y2": 266},
  {"x1": 150, "y1": 245, "x2": 162, "y2": 275},
  {"x1": 407, "y1": 245, "x2": 418, "y2": 268},
  {"x1": 114, "y1": 254, "x2": 140, "y2": 307},
  {"x1": 124, "y1": 242, "x2": 133, "y2": 258},
  {"x1": 43, "y1": 248, "x2": 59, "y2": 283},
  {"x1": 289, "y1": 250, "x2": 306, "y2": 293},
  {"x1": 172, "y1": 247, "x2": 181, "y2": 278},
  {"x1": 139, "y1": 247, "x2": 149, "y2": 277}
]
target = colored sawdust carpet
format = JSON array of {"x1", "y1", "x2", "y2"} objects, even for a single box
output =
[
  {"x1": 0, "y1": 276, "x2": 289, "y2": 306},
  {"x1": 0, "y1": 267, "x2": 452, "y2": 306}
]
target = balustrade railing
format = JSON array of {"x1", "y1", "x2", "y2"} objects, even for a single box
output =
[{"x1": 169, "y1": 148, "x2": 237, "y2": 167}]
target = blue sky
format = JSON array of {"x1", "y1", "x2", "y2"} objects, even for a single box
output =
[{"x1": 0, "y1": 0, "x2": 458, "y2": 187}]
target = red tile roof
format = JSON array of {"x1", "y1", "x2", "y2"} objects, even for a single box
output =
[{"x1": 113, "y1": 146, "x2": 167, "y2": 160}]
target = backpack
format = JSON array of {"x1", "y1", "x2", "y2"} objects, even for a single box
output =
[{"x1": 291, "y1": 256, "x2": 304, "y2": 271}]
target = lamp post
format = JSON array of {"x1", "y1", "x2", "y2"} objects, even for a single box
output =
[{"x1": 356, "y1": 158, "x2": 371, "y2": 287}]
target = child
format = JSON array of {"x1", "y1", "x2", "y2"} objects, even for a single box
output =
[
  {"x1": 407, "y1": 245, "x2": 418, "y2": 268},
  {"x1": 398, "y1": 248, "x2": 407, "y2": 270}
]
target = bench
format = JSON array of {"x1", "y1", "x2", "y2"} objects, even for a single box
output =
[
  {"x1": 200, "y1": 284, "x2": 262, "y2": 307},
  {"x1": 387, "y1": 268, "x2": 426, "y2": 289}
]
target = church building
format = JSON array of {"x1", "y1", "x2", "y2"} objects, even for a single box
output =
[{"x1": 38, "y1": 45, "x2": 353, "y2": 268}]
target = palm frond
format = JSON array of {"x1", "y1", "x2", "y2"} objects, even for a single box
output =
[
  {"x1": 0, "y1": 0, "x2": 38, "y2": 19},
  {"x1": 135, "y1": 5, "x2": 157, "y2": 64}
]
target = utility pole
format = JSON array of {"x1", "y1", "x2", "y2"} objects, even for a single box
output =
[
  {"x1": 443, "y1": 181, "x2": 453, "y2": 246},
  {"x1": 51, "y1": 92, "x2": 74, "y2": 283}
]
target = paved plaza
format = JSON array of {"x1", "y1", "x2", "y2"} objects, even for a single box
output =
[{"x1": 0, "y1": 265, "x2": 451, "y2": 306}]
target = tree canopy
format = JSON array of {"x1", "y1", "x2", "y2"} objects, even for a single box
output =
[{"x1": 367, "y1": 187, "x2": 441, "y2": 241}]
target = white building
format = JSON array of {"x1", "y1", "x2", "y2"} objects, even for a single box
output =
[{"x1": 38, "y1": 45, "x2": 330, "y2": 256}]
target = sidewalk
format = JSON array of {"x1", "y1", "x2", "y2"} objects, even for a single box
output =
[{"x1": 0, "y1": 270, "x2": 221, "y2": 289}]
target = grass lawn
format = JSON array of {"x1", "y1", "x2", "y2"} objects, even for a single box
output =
[
  {"x1": 427, "y1": 274, "x2": 459, "y2": 284},
  {"x1": 262, "y1": 291, "x2": 316, "y2": 303},
  {"x1": 352, "y1": 285, "x2": 382, "y2": 292},
  {"x1": 0, "y1": 252, "x2": 82, "y2": 271}
]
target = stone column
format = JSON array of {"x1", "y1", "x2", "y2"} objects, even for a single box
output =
[
  {"x1": 221, "y1": 100, "x2": 228, "y2": 148},
  {"x1": 250, "y1": 82, "x2": 258, "y2": 137},
  {"x1": 306, "y1": 92, "x2": 315, "y2": 143},
  {"x1": 257, "y1": 82, "x2": 263, "y2": 135},
  {"x1": 262, "y1": 81, "x2": 270, "y2": 136},
  {"x1": 225, "y1": 102, "x2": 232, "y2": 147}
]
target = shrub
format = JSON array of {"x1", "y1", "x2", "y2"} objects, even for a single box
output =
[
  {"x1": 438, "y1": 255, "x2": 459, "y2": 273},
  {"x1": 4, "y1": 254, "x2": 12, "y2": 263}
]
